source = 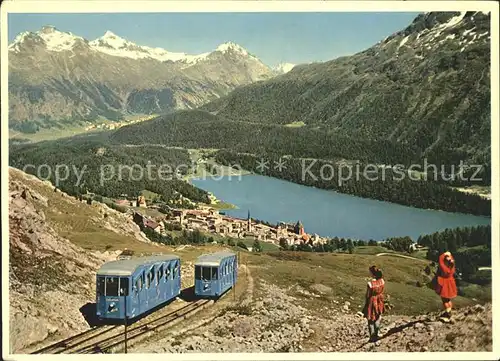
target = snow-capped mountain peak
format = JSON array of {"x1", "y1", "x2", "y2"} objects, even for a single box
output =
[
  {"x1": 89, "y1": 31, "x2": 200, "y2": 62},
  {"x1": 90, "y1": 31, "x2": 133, "y2": 50},
  {"x1": 9, "y1": 27, "x2": 263, "y2": 67},
  {"x1": 102, "y1": 30, "x2": 119, "y2": 38},
  {"x1": 39, "y1": 27, "x2": 85, "y2": 51},
  {"x1": 8, "y1": 25, "x2": 85, "y2": 53},
  {"x1": 273, "y1": 62, "x2": 296, "y2": 74},
  {"x1": 40, "y1": 25, "x2": 57, "y2": 34},
  {"x1": 215, "y1": 41, "x2": 249, "y2": 56}
]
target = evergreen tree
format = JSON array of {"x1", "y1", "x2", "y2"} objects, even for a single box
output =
[{"x1": 346, "y1": 239, "x2": 354, "y2": 254}]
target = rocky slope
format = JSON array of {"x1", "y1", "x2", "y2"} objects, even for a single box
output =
[
  {"x1": 8, "y1": 167, "x2": 161, "y2": 353},
  {"x1": 9, "y1": 177, "x2": 109, "y2": 353},
  {"x1": 8, "y1": 167, "x2": 492, "y2": 354},
  {"x1": 133, "y1": 278, "x2": 492, "y2": 353},
  {"x1": 8, "y1": 26, "x2": 274, "y2": 131},
  {"x1": 196, "y1": 11, "x2": 490, "y2": 166}
]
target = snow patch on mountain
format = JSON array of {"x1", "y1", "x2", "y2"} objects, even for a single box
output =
[
  {"x1": 398, "y1": 35, "x2": 410, "y2": 49},
  {"x1": 8, "y1": 32, "x2": 32, "y2": 52},
  {"x1": 40, "y1": 27, "x2": 85, "y2": 52},
  {"x1": 441, "y1": 11, "x2": 467, "y2": 30},
  {"x1": 89, "y1": 30, "x2": 214, "y2": 64},
  {"x1": 89, "y1": 31, "x2": 203, "y2": 62},
  {"x1": 386, "y1": 11, "x2": 489, "y2": 57},
  {"x1": 274, "y1": 62, "x2": 296, "y2": 74}
]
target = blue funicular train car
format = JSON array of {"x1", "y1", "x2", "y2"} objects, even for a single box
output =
[
  {"x1": 194, "y1": 251, "x2": 237, "y2": 298},
  {"x1": 96, "y1": 254, "x2": 181, "y2": 321}
]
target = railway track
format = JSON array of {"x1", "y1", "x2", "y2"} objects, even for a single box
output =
[
  {"x1": 31, "y1": 325, "x2": 119, "y2": 354},
  {"x1": 32, "y1": 299, "x2": 212, "y2": 354},
  {"x1": 80, "y1": 299, "x2": 212, "y2": 354}
]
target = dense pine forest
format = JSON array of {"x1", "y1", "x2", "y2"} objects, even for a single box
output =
[
  {"x1": 9, "y1": 139, "x2": 210, "y2": 204},
  {"x1": 9, "y1": 131, "x2": 490, "y2": 216},
  {"x1": 279, "y1": 225, "x2": 491, "y2": 283},
  {"x1": 110, "y1": 110, "x2": 490, "y2": 187},
  {"x1": 214, "y1": 150, "x2": 491, "y2": 216},
  {"x1": 418, "y1": 225, "x2": 491, "y2": 281},
  {"x1": 110, "y1": 110, "x2": 422, "y2": 167}
]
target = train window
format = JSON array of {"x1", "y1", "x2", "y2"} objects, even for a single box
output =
[
  {"x1": 225, "y1": 264, "x2": 229, "y2": 275},
  {"x1": 211, "y1": 267, "x2": 218, "y2": 280},
  {"x1": 119, "y1": 278, "x2": 129, "y2": 296},
  {"x1": 195, "y1": 266, "x2": 201, "y2": 280},
  {"x1": 135, "y1": 277, "x2": 142, "y2": 292},
  {"x1": 97, "y1": 277, "x2": 105, "y2": 296},
  {"x1": 166, "y1": 265, "x2": 172, "y2": 280},
  {"x1": 174, "y1": 262, "x2": 179, "y2": 278},
  {"x1": 201, "y1": 267, "x2": 211, "y2": 281},
  {"x1": 146, "y1": 268, "x2": 154, "y2": 288},
  {"x1": 106, "y1": 277, "x2": 119, "y2": 296},
  {"x1": 158, "y1": 265, "x2": 164, "y2": 282}
]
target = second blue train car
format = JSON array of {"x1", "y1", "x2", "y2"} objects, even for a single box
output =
[
  {"x1": 96, "y1": 254, "x2": 181, "y2": 321},
  {"x1": 194, "y1": 251, "x2": 237, "y2": 298}
]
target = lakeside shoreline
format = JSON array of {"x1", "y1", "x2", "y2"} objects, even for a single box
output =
[{"x1": 192, "y1": 173, "x2": 492, "y2": 220}]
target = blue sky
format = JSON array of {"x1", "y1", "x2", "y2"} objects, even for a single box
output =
[{"x1": 9, "y1": 12, "x2": 421, "y2": 66}]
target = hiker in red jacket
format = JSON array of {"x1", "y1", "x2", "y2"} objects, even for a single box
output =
[
  {"x1": 434, "y1": 251, "x2": 458, "y2": 320},
  {"x1": 363, "y1": 265, "x2": 385, "y2": 342}
]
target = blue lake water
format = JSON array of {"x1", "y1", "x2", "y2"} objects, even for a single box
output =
[{"x1": 191, "y1": 174, "x2": 491, "y2": 241}]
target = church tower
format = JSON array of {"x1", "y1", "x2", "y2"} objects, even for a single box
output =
[
  {"x1": 247, "y1": 209, "x2": 252, "y2": 232},
  {"x1": 295, "y1": 220, "x2": 304, "y2": 235}
]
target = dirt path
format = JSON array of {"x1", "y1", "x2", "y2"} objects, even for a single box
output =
[
  {"x1": 241, "y1": 264, "x2": 254, "y2": 305},
  {"x1": 376, "y1": 252, "x2": 426, "y2": 262}
]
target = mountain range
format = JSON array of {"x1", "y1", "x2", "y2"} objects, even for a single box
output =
[
  {"x1": 112, "y1": 11, "x2": 491, "y2": 166},
  {"x1": 8, "y1": 26, "x2": 289, "y2": 132}
]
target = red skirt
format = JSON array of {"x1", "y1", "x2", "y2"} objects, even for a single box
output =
[
  {"x1": 365, "y1": 295, "x2": 385, "y2": 321},
  {"x1": 435, "y1": 276, "x2": 457, "y2": 299}
]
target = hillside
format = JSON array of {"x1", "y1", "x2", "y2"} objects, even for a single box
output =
[
  {"x1": 113, "y1": 11, "x2": 491, "y2": 168},
  {"x1": 8, "y1": 167, "x2": 224, "y2": 353},
  {"x1": 8, "y1": 26, "x2": 274, "y2": 132},
  {"x1": 136, "y1": 251, "x2": 492, "y2": 353},
  {"x1": 110, "y1": 109, "x2": 419, "y2": 166},
  {"x1": 202, "y1": 11, "x2": 491, "y2": 166},
  {"x1": 8, "y1": 168, "x2": 492, "y2": 353},
  {"x1": 8, "y1": 167, "x2": 158, "y2": 352},
  {"x1": 9, "y1": 138, "x2": 210, "y2": 203}
]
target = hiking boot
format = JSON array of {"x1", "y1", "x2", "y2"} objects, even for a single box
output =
[
  {"x1": 440, "y1": 310, "x2": 451, "y2": 319},
  {"x1": 439, "y1": 317, "x2": 450, "y2": 323}
]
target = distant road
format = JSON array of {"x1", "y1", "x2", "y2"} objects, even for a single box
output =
[
  {"x1": 375, "y1": 252, "x2": 426, "y2": 262},
  {"x1": 376, "y1": 253, "x2": 492, "y2": 270},
  {"x1": 478, "y1": 267, "x2": 492, "y2": 271}
]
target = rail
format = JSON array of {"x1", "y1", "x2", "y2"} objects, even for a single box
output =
[
  {"x1": 81, "y1": 299, "x2": 212, "y2": 354},
  {"x1": 31, "y1": 299, "x2": 211, "y2": 354},
  {"x1": 31, "y1": 325, "x2": 119, "y2": 354}
]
